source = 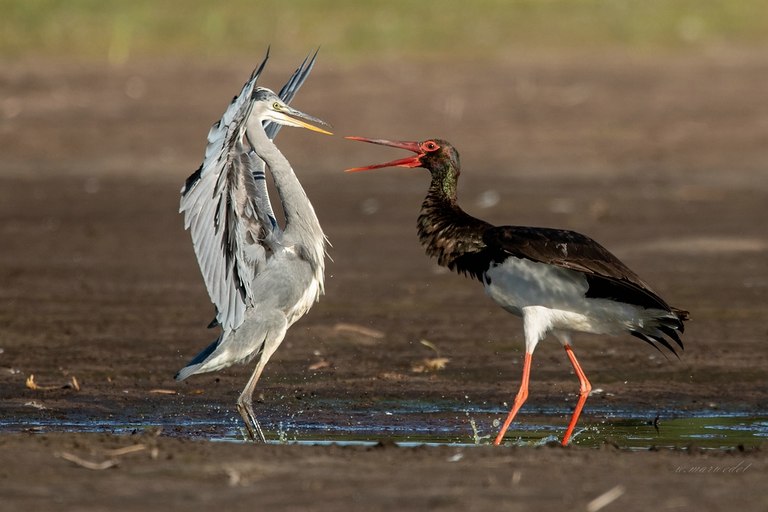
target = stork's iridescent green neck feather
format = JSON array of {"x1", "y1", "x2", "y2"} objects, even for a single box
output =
[{"x1": 416, "y1": 161, "x2": 492, "y2": 282}]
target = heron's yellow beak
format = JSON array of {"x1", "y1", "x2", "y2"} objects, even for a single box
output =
[
  {"x1": 289, "y1": 116, "x2": 333, "y2": 135},
  {"x1": 280, "y1": 106, "x2": 333, "y2": 135}
]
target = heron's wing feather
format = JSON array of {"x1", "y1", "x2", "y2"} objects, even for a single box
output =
[
  {"x1": 181, "y1": 48, "x2": 269, "y2": 198},
  {"x1": 179, "y1": 51, "x2": 273, "y2": 331},
  {"x1": 264, "y1": 49, "x2": 318, "y2": 139}
]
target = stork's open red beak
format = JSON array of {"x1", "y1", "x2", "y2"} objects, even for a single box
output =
[{"x1": 344, "y1": 137, "x2": 424, "y2": 172}]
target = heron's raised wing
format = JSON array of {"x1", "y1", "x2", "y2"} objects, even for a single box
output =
[
  {"x1": 179, "y1": 50, "x2": 319, "y2": 332},
  {"x1": 263, "y1": 49, "x2": 318, "y2": 139}
]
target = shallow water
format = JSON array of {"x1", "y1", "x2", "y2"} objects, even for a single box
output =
[{"x1": 3, "y1": 400, "x2": 766, "y2": 450}]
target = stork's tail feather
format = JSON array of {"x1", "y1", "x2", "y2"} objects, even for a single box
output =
[
  {"x1": 630, "y1": 306, "x2": 688, "y2": 358},
  {"x1": 672, "y1": 307, "x2": 691, "y2": 329},
  {"x1": 630, "y1": 330, "x2": 681, "y2": 358}
]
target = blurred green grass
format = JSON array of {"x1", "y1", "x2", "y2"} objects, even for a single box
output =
[{"x1": 2, "y1": 0, "x2": 767, "y2": 62}]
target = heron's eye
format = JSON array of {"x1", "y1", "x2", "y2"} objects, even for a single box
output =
[
  {"x1": 422, "y1": 141, "x2": 440, "y2": 152},
  {"x1": 272, "y1": 102, "x2": 281, "y2": 110}
]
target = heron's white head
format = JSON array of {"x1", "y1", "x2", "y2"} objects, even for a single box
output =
[{"x1": 250, "y1": 87, "x2": 332, "y2": 135}]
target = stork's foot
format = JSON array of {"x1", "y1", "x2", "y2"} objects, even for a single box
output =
[
  {"x1": 561, "y1": 344, "x2": 592, "y2": 446},
  {"x1": 561, "y1": 387, "x2": 590, "y2": 446},
  {"x1": 236, "y1": 401, "x2": 266, "y2": 443}
]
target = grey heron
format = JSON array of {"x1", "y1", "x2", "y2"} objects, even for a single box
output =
[
  {"x1": 177, "y1": 51, "x2": 331, "y2": 441},
  {"x1": 346, "y1": 136, "x2": 688, "y2": 446}
]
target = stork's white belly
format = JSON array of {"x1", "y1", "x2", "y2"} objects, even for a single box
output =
[{"x1": 483, "y1": 257, "x2": 644, "y2": 335}]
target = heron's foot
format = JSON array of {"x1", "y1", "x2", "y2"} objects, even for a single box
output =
[{"x1": 236, "y1": 402, "x2": 267, "y2": 443}]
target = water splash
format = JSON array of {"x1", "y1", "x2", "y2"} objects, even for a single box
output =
[{"x1": 2, "y1": 400, "x2": 765, "y2": 450}]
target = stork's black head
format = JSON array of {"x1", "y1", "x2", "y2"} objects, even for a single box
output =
[{"x1": 345, "y1": 137, "x2": 461, "y2": 180}]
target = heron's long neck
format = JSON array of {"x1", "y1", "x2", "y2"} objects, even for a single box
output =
[
  {"x1": 247, "y1": 127, "x2": 323, "y2": 235},
  {"x1": 417, "y1": 173, "x2": 492, "y2": 273},
  {"x1": 246, "y1": 126, "x2": 326, "y2": 289}
]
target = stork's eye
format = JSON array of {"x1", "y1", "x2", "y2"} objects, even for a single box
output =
[
  {"x1": 272, "y1": 102, "x2": 281, "y2": 110},
  {"x1": 422, "y1": 141, "x2": 440, "y2": 152}
]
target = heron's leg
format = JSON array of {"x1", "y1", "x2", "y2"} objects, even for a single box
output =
[
  {"x1": 494, "y1": 306, "x2": 547, "y2": 446},
  {"x1": 235, "y1": 314, "x2": 288, "y2": 443},
  {"x1": 561, "y1": 343, "x2": 592, "y2": 446},
  {"x1": 237, "y1": 361, "x2": 269, "y2": 443}
]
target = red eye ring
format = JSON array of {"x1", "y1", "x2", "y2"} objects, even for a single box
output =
[{"x1": 421, "y1": 141, "x2": 440, "y2": 152}]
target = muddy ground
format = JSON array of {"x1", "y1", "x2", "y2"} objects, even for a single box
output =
[{"x1": 1, "y1": 50, "x2": 767, "y2": 510}]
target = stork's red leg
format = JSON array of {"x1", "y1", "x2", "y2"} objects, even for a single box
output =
[
  {"x1": 493, "y1": 352, "x2": 532, "y2": 446},
  {"x1": 561, "y1": 344, "x2": 592, "y2": 445}
]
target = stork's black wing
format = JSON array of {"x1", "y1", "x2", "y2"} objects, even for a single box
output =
[{"x1": 483, "y1": 226, "x2": 674, "y2": 312}]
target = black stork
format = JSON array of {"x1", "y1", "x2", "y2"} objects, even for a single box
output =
[{"x1": 346, "y1": 136, "x2": 689, "y2": 446}]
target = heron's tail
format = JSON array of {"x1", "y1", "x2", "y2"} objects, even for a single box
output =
[{"x1": 175, "y1": 334, "x2": 223, "y2": 381}]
